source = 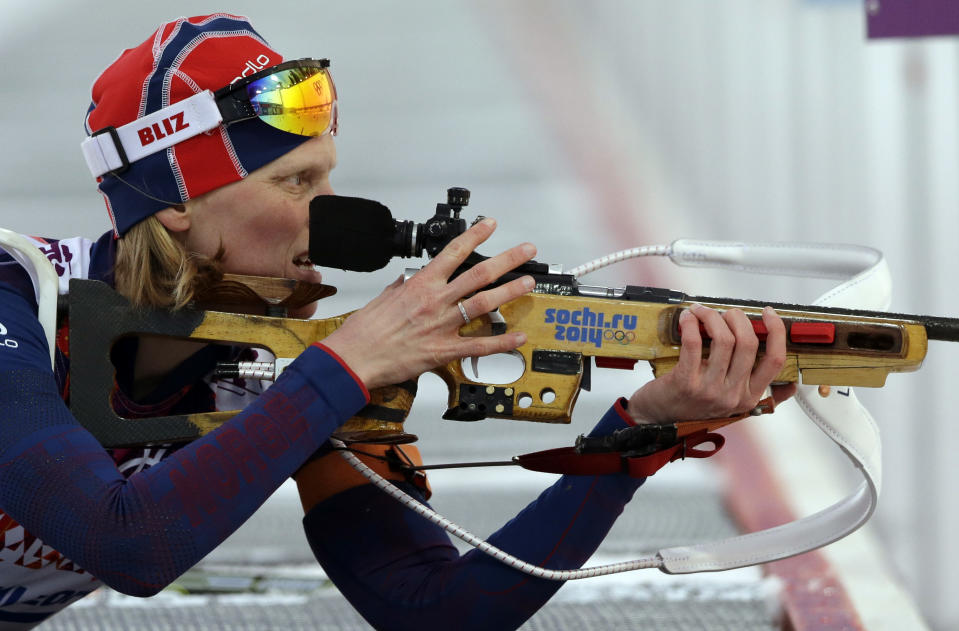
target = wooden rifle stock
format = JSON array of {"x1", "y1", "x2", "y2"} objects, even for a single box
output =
[
  {"x1": 68, "y1": 278, "x2": 416, "y2": 447},
  {"x1": 69, "y1": 275, "x2": 957, "y2": 447}
]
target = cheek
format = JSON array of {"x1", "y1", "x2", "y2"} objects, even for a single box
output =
[
  {"x1": 243, "y1": 212, "x2": 293, "y2": 236},
  {"x1": 220, "y1": 190, "x2": 302, "y2": 238},
  {"x1": 222, "y1": 202, "x2": 304, "y2": 264},
  {"x1": 189, "y1": 183, "x2": 309, "y2": 275},
  {"x1": 252, "y1": 203, "x2": 304, "y2": 239}
]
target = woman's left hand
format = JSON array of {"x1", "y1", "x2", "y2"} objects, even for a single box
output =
[{"x1": 625, "y1": 304, "x2": 798, "y2": 424}]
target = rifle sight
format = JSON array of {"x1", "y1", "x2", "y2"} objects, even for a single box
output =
[{"x1": 308, "y1": 188, "x2": 473, "y2": 272}]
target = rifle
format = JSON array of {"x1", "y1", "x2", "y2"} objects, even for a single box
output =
[
  {"x1": 41, "y1": 188, "x2": 955, "y2": 579},
  {"x1": 67, "y1": 188, "x2": 959, "y2": 450}
]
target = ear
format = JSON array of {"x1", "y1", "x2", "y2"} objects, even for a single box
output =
[{"x1": 154, "y1": 204, "x2": 192, "y2": 233}]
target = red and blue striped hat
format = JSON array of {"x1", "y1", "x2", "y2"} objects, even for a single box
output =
[{"x1": 83, "y1": 14, "x2": 314, "y2": 236}]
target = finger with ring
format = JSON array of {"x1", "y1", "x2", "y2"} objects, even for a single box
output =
[{"x1": 457, "y1": 301, "x2": 471, "y2": 324}]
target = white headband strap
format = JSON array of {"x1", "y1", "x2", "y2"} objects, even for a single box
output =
[{"x1": 80, "y1": 90, "x2": 223, "y2": 178}]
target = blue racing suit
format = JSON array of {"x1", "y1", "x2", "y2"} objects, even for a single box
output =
[{"x1": 0, "y1": 231, "x2": 644, "y2": 630}]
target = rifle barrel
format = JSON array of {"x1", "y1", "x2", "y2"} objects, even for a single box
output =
[{"x1": 687, "y1": 292, "x2": 959, "y2": 343}]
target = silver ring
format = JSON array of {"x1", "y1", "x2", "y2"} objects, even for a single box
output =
[{"x1": 457, "y1": 301, "x2": 471, "y2": 324}]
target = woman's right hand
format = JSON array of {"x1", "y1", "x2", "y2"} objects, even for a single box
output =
[{"x1": 321, "y1": 218, "x2": 536, "y2": 390}]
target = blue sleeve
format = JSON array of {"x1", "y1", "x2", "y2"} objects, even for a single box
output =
[
  {"x1": 302, "y1": 403, "x2": 644, "y2": 631},
  {"x1": 0, "y1": 282, "x2": 369, "y2": 596}
]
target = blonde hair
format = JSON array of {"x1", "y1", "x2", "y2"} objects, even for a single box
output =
[{"x1": 114, "y1": 215, "x2": 224, "y2": 310}]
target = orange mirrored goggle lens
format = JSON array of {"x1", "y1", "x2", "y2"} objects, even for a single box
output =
[{"x1": 243, "y1": 65, "x2": 337, "y2": 137}]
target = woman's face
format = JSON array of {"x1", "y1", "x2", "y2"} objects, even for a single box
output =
[{"x1": 179, "y1": 134, "x2": 337, "y2": 286}]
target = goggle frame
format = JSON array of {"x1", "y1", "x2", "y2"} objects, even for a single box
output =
[
  {"x1": 214, "y1": 58, "x2": 338, "y2": 136},
  {"x1": 81, "y1": 58, "x2": 338, "y2": 178}
]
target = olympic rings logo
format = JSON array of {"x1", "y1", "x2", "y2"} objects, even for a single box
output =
[
  {"x1": 546, "y1": 308, "x2": 639, "y2": 348},
  {"x1": 603, "y1": 329, "x2": 636, "y2": 345}
]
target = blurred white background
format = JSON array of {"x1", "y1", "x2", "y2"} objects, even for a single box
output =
[{"x1": 2, "y1": 1, "x2": 958, "y2": 629}]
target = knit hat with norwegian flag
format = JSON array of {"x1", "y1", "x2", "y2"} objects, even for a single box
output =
[{"x1": 84, "y1": 14, "x2": 312, "y2": 236}]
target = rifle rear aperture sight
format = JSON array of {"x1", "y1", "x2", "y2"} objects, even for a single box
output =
[
  {"x1": 307, "y1": 188, "x2": 474, "y2": 272},
  {"x1": 418, "y1": 187, "x2": 470, "y2": 258}
]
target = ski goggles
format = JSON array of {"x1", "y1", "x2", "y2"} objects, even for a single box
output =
[{"x1": 81, "y1": 58, "x2": 338, "y2": 178}]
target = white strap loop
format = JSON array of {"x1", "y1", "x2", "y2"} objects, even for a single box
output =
[
  {"x1": 669, "y1": 239, "x2": 883, "y2": 280},
  {"x1": 657, "y1": 241, "x2": 885, "y2": 573},
  {"x1": 81, "y1": 90, "x2": 223, "y2": 178}
]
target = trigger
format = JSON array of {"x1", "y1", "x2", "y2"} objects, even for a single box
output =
[
  {"x1": 470, "y1": 356, "x2": 480, "y2": 379},
  {"x1": 489, "y1": 309, "x2": 507, "y2": 335}
]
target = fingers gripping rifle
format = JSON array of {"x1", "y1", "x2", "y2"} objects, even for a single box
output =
[{"x1": 68, "y1": 188, "x2": 959, "y2": 449}]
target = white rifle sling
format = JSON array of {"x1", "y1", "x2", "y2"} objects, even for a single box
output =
[{"x1": 657, "y1": 239, "x2": 885, "y2": 574}]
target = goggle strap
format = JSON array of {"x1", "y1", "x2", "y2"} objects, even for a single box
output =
[{"x1": 81, "y1": 90, "x2": 223, "y2": 178}]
